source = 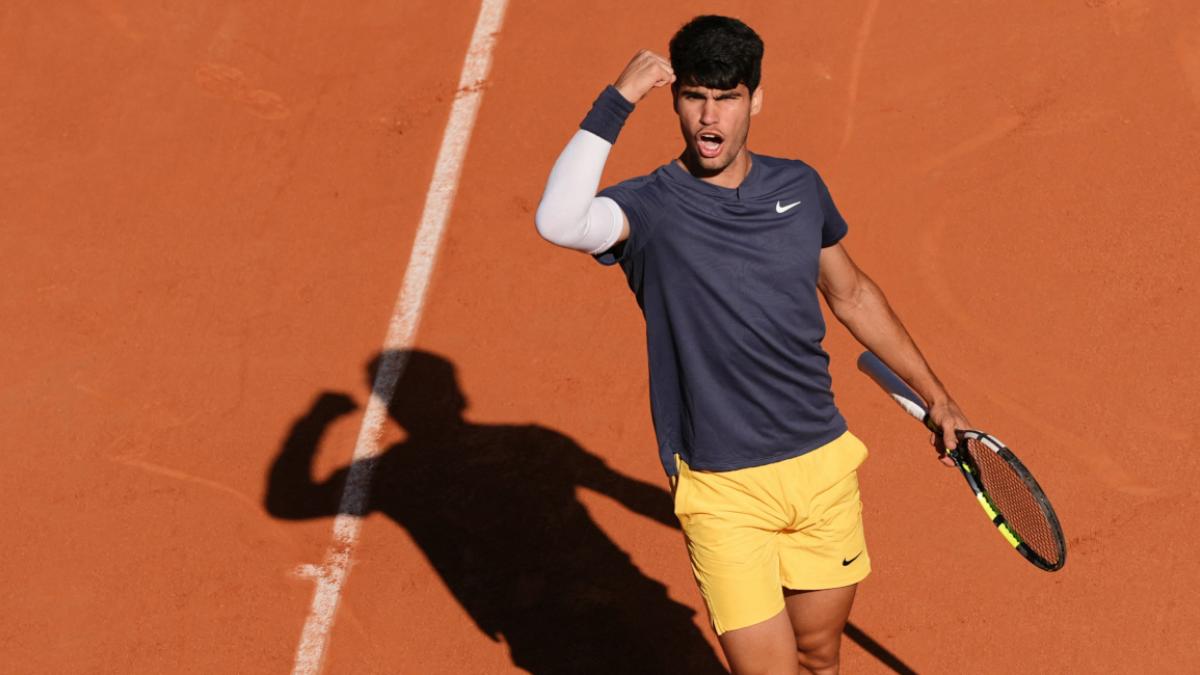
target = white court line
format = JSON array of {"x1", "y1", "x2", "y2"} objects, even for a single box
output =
[
  {"x1": 290, "y1": 1, "x2": 509, "y2": 673},
  {"x1": 838, "y1": 0, "x2": 879, "y2": 153}
]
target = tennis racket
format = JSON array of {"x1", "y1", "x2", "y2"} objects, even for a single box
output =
[{"x1": 857, "y1": 351, "x2": 1066, "y2": 572}]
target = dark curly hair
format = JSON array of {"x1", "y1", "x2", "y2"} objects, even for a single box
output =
[{"x1": 669, "y1": 15, "x2": 764, "y2": 93}]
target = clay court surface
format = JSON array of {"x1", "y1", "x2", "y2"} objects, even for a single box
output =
[{"x1": 4, "y1": 1, "x2": 1199, "y2": 672}]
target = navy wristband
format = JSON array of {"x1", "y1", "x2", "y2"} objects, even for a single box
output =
[{"x1": 580, "y1": 85, "x2": 635, "y2": 144}]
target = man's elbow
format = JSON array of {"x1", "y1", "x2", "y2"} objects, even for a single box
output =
[
  {"x1": 828, "y1": 297, "x2": 858, "y2": 326},
  {"x1": 534, "y1": 199, "x2": 579, "y2": 248},
  {"x1": 535, "y1": 196, "x2": 604, "y2": 252},
  {"x1": 535, "y1": 195, "x2": 623, "y2": 253},
  {"x1": 826, "y1": 283, "x2": 869, "y2": 324},
  {"x1": 833, "y1": 280, "x2": 888, "y2": 325},
  {"x1": 533, "y1": 202, "x2": 562, "y2": 244}
]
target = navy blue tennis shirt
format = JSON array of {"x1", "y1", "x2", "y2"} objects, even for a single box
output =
[{"x1": 582, "y1": 87, "x2": 849, "y2": 476}]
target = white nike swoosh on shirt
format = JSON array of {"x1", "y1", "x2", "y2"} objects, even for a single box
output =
[{"x1": 776, "y1": 200, "x2": 802, "y2": 213}]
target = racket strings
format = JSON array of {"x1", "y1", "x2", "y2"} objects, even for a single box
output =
[{"x1": 964, "y1": 438, "x2": 1063, "y2": 565}]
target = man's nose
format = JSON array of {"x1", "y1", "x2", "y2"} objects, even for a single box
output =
[{"x1": 700, "y1": 98, "x2": 718, "y2": 125}]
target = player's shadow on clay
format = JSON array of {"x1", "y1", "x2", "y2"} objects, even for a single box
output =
[{"x1": 264, "y1": 349, "x2": 727, "y2": 674}]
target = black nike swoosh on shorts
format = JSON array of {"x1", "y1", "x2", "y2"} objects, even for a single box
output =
[{"x1": 842, "y1": 552, "x2": 863, "y2": 566}]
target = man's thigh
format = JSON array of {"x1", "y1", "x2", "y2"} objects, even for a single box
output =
[
  {"x1": 786, "y1": 585, "x2": 857, "y2": 647},
  {"x1": 784, "y1": 585, "x2": 858, "y2": 673},
  {"x1": 717, "y1": 608, "x2": 805, "y2": 675},
  {"x1": 714, "y1": 585, "x2": 857, "y2": 675}
]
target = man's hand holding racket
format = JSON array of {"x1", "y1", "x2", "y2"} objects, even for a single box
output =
[{"x1": 928, "y1": 398, "x2": 970, "y2": 467}]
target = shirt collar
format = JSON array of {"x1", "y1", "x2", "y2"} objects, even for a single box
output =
[{"x1": 663, "y1": 151, "x2": 762, "y2": 201}]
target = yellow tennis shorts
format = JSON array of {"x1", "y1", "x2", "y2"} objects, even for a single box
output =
[{"x1": 673, "y1": 430, "x2": 871, "y2": 635}]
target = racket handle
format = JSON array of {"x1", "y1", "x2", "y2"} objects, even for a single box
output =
[{"x1": 856, "y1": 352, "x2": 936, "y2": 430}]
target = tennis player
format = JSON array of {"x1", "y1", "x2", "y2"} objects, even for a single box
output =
[{"x1": 535, "y1": 15, "x2": 969, "y2": 675}]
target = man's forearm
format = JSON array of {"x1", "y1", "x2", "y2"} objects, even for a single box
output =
[{"x1": 534, "y1": 87, "x2": 632, "y2": 253}]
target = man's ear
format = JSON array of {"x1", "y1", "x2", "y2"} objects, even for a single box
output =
[{"x1": 751, "y1": 86, "x2": 764, "y2": 116}]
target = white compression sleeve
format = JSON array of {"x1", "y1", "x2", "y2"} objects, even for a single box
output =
[{"x1": 535, "y1": 129, "x2": 625, "y2": 255}]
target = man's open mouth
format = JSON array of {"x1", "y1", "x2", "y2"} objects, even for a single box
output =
[{"x1": 697, "y1": 131, "x2": 724, "y2": 159}]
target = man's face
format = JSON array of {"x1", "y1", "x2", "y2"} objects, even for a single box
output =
[{"x1": 673, "y1": 83, "x2": 763, "y2": 173}]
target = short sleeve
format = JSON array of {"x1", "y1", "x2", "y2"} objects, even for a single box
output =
[
  {"x1": 814, "y1": 171, "x2": 849, "y2": 247},
  {"x1": 593, "y1": 177, "x2": 661, "y2": 266}
]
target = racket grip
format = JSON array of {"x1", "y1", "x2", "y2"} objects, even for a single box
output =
[{"x1": 856, "y1": 352, "x2": 932, "y2": 425}]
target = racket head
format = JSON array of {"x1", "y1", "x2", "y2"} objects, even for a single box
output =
[{"x1": 949, "y1": 430, "x2": 1067, "y2": 571}]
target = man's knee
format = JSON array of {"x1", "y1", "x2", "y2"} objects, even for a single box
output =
[{"x1": 794, "y1": 630, "x2": 842, "y2": 673}]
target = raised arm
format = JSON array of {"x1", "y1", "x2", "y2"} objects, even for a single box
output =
[
  {"x1": 817, "y1": 243, "x2": 969, "y2": 463},
  {"x1": 264, "y1": 392, "x2": 358, "y2": 518},
  {"x1": 534, "y1": 50, "x2": 674, "y2": 252}
]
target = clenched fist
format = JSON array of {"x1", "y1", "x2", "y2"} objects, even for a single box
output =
[{"x1": 614, "y1": 50, "x2": 675, "y2": 104}]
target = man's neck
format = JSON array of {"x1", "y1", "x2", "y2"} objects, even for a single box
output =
[{"x1": 676, "y1": 147, "x2": 753, "y2": 189}]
